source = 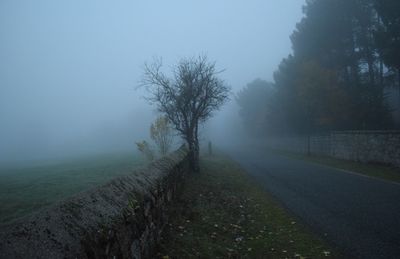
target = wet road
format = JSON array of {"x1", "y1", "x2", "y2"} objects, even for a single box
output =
[{"x1": 227, "y1": 147, "x2": 400, "y2": 259}]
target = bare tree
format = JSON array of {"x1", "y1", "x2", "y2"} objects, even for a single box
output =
[{"x1": 141, "y1": 56, "x2": 230, "y2": 172}]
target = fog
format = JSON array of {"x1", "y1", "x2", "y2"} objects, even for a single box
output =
[
  {"x1": 0, "y1": 0, "x2": 305, "y2": 164},
  {"x1": 3, "y1": 2, "x2": 400, "y2": 257}
]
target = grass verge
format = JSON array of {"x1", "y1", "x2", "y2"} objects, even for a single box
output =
[
  {"x1": 273, "y1": 149, "x2": 400, "y2": 184},
  {"x1": 157, "y1": 155, "x2": 338, "y2": 258},
  {"x1": 0, "y1": 153, "x2": 142, "y2": 225}
]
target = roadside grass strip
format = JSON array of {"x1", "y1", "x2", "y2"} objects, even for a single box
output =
[
  {"x1": 157, "y1": 155, "x2": 339, "y2": 258},
  {"x1": 273, "y1": 149, "x2": 400, "y2": 184}
]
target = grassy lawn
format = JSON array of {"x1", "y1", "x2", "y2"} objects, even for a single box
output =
[
  {"x1": 273, "y1": 149, "x2": 400, "y2": 184},
  {"x1": 0, "y1": 153, "x2": 143, "y2": 225},
  {"x1": 157, "y1": 155, "x2": 338, "y2": 258}
]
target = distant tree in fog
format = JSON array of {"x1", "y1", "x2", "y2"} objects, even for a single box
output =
[
  {"x1": 236, "y1": 79, "x2": 275, "y2": 135},
  {"x1": 295, "y1": 61, "x2": 351, "y2": 130},
  {"x1": 141, "y1": 56, "x2": 230, "y2": 172},
  {"x1": 374, "y1": 0, "x2": 400, "y2": 87},
  {"x1": 135, "y1": 141, "x2": 154, "y2": 162},
  {"x1": 272, "y1": 0, "x2": 394, "y2": 132},
  {"x1": 150, "y1": 116, "x2": 174, "y2": 156}
]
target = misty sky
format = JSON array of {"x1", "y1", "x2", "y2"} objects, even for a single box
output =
[{"x1": 0, "y1": 0, "x2": 305, "y2": 163}]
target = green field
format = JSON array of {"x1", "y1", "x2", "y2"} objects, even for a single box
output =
[{"x1": 0, "y1": 153, "x2": 143, "y2": 225}]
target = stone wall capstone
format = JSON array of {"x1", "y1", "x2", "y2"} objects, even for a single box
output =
[{"x1": 0, "y1": 145, "x2": 189, "y2": 259}]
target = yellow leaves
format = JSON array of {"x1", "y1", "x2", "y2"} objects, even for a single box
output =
[
  {"x1": 235, "y1": 236, "x2": 244, "y2": 242},
  {"x1": 150, "y1": 116, "x2": 169, "y2": 140},
  {"x1": 135, "y1": 140, "x2": 154, "y2": 161},
  {"x1": 226, "y1": 248, "x2": 234, "y2": 253},
  {"x1": 295, "y1": 60, "x2": 350, "y2": 128},
  {"x1": 149, "y1": 115, "x2": 174, "y2": 156},
  {"x1": 294, "y1": 253, "x2": 306, "y2": 259}
]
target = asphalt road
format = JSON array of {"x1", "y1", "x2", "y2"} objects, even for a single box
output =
[{"x1": 227, "y1": 147, "x2": 400, "y2": 259}]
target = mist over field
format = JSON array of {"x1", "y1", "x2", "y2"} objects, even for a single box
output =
[
  {"x1": 2, "y1": 1, "x2": 400, "y2": 258},
  {"x1": 0, "y1": 0, "x2": 304, "y2": 164}
]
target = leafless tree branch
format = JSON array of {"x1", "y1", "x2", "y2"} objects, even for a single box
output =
[{"x1": 140, "y1": 55, "x2": 230, "y2": 172}]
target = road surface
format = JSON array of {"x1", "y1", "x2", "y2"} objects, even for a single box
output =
[{"x1": 227, "y1": 147, "x2": 400, "y2": 259}]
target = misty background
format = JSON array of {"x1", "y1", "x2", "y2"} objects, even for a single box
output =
[{"x1": 0, "y1": 0, "x2": 305, "y2": 164}]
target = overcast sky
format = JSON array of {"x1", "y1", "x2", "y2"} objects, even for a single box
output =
[{"x1": 0, "y1": 0, "x2": 305, "y2": 163}]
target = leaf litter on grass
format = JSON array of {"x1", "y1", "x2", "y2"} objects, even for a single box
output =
[{"x1": 157, "y1": 155, "x2": 339, "y2": 258}]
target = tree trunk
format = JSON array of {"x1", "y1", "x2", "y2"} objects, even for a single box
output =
[
  {"x1": 398, "y1": 69, "x2": 400, "y2": 119},
  {"x1": 379, "y1": 60, "x2": 383, "y2": 87},
  {"x1": 398, "y1": 69, "x2": 400, "y2": 89},
  {"x1": 367, "y1": 55, "x2": 375, "y2": 86},
  {"x1": 187, "y1": 136, "x2": 200, "y2": 173},
  {"x1": 193, "y1": 138, "x2": 200, "y2": 172},
  {"x1": 193, "y1": 123, "x2": 200, "y2": 172}
]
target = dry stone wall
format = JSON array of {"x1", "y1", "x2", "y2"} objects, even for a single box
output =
[
  {"x1": 264, "y1": 131, "x2": 400, "y2": 167},
  {"x1": 0, "y1": 146, "x2": 189, "y2": 259},
  {"x1": 330, "y1": 131, "x2": 400, "y2": 166}
]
